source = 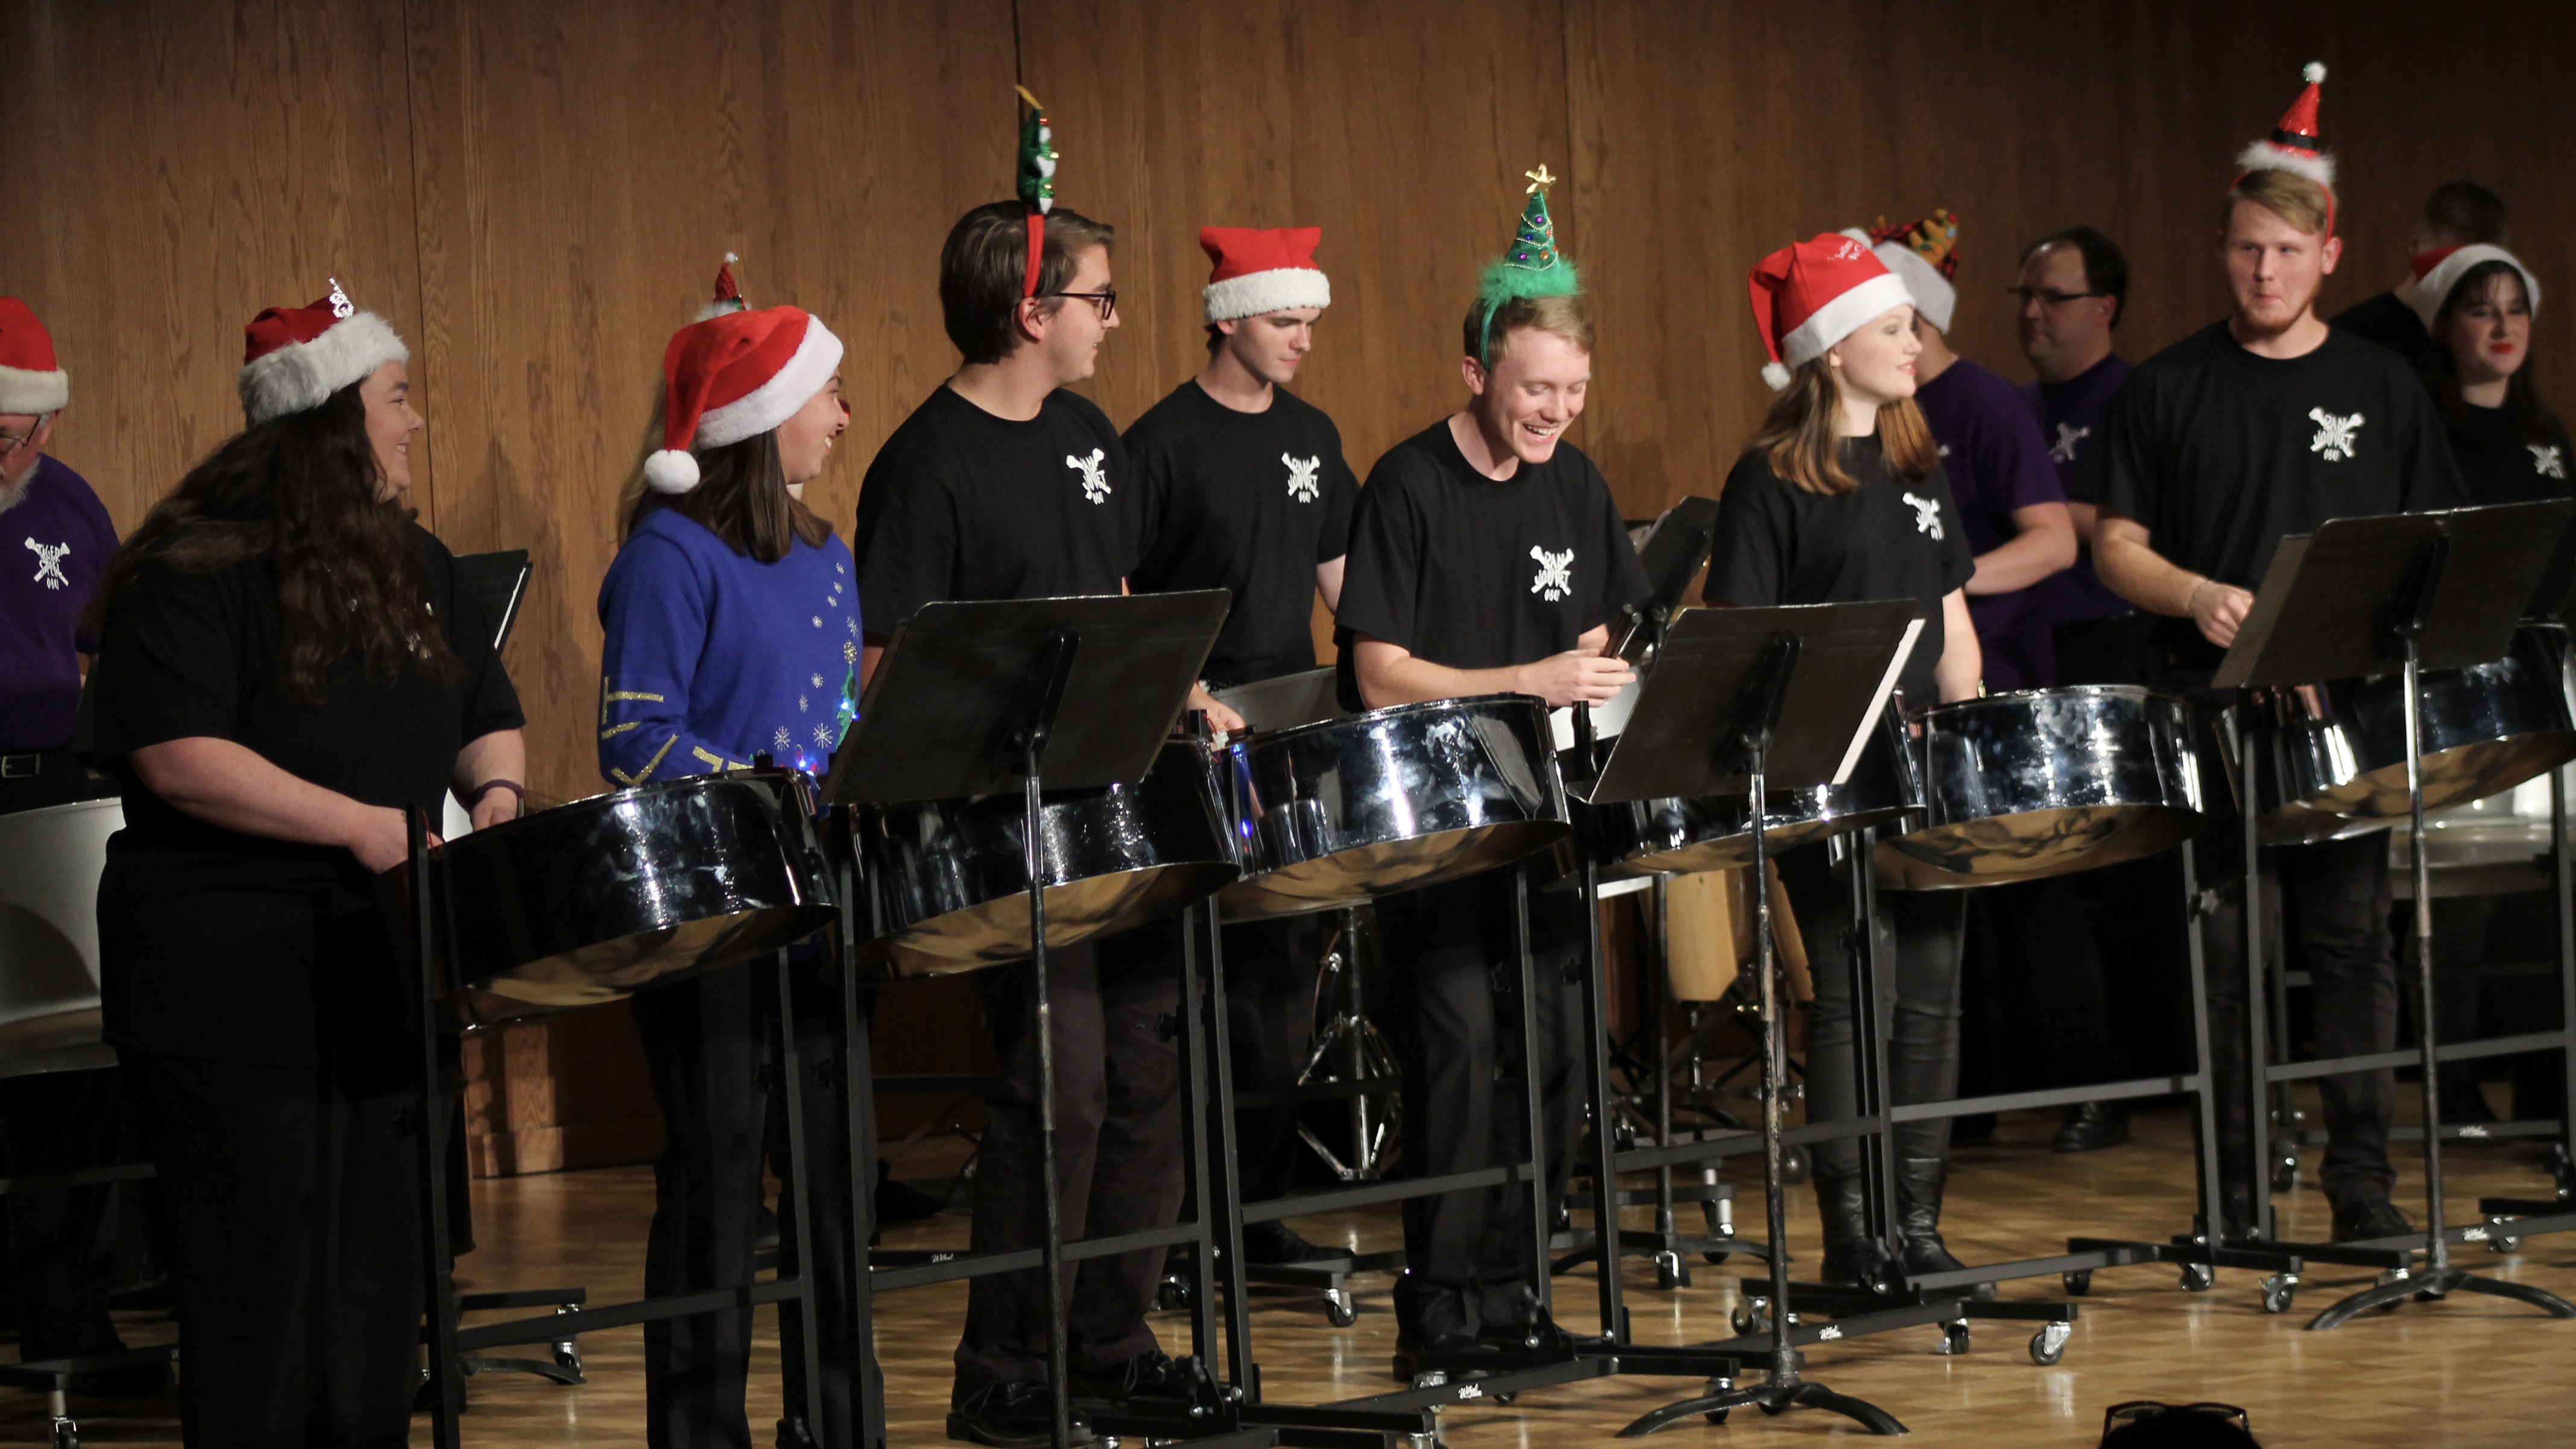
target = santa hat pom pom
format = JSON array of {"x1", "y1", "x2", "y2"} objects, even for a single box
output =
[
  {"x1": 2303, "y1": 62, "x2": 2325, "y2": 83},
  {"x1": 1761, "y1": 361, "x2": 1792, "y2": 391},
  {"x1": 643, "y1": 449, "x2": 701, "y2": 494}
]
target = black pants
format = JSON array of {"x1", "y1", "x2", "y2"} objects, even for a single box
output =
[
  {"x1": 1219, "y1": 914, "x2": 1324, "y2": 1201},
  {"x1": 0, "y1": 1069, "x2": 128, "y2": 1359},
  {"x1": 1372, "y1": 871, "x2": 1583, "y2": 1331},
  {"x1": 2202, "y1": 828, "x2": 2399, "y2": 1211},
  {"x1": 955, "y1": 935, "x2": 1184, "y2": 1387},
  {"x1": 122, "y1": 1051, "x2": 421, "y2": 1449},
  {"x1": 1784, "y1": 847, "x2": 1969, "y2": 1179},
  {"x1": 1962, "y1": 875, "x2": 2122, "y2": 1093},
  {"x1": 631, "y1": 961, "x2": 859, "y2": 1449}
]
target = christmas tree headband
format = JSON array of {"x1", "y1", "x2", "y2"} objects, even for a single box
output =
[
  {"x1": 1016, "y1": 85, "x2": 1057, "y2": 300},
  {"x1": 1475, "y1": 165, "x2": 1582, "y2": 366}
]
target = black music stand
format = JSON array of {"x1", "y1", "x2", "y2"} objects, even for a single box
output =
[
  {"x1": 822, "y1": 592, "x2": 1227, "y2": 1449},
  {"x1": 2212, "y1": 502, "x2": 2576, "y2": 1330},
  {"x1": 1606, "y1": 601, "x2": 1920, "y2": 1438}
]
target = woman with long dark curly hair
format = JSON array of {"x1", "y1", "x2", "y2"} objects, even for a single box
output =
[{"x1": 86, "y1": 283, "x2": 523, "y2": 1449}]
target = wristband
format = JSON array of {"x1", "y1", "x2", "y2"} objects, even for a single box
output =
[{"x1": 469, "y1": 778, "x2": 526, "y2": 814}]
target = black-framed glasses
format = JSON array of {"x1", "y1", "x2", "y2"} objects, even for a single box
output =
[
  {"x1": 0, "y1": 424, "x2": 36, "y2": 455},
  {"x1": 2007, "y1": 285, "x2": 2113, "y2": 308},
  {"x1": 1044, "y1": 288, "x2": 1118, "y2": 320},
  {"x1": 2103, "y1": 1401, "x2": 2251, "y2": 1436}
]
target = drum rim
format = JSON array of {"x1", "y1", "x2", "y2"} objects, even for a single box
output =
[
  {"x1": 1229, "y1": 691, "x2": 1544, "y2": 749},
  {"x1": 1918, "y1": 682, "x2": 2192, "y2": 718},
  {"x1": 0, "y1": 796, "x2": 124, "y2": 826},
  {"x1": 440, "y1": 765, "x2": 808, "y2": 848}
]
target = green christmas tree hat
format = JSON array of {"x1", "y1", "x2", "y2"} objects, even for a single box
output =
[
  {"x1": 1476, "y1": 164, "x2": 1582, "y2": 364},
  {"x1": 1015, "y1": 86, "x2": 1058, "y2": 298}
]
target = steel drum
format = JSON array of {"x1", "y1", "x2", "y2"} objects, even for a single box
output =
[
  {"x1": 0, "y1": 798, "x2": 119, "y2": 1065},
  {"x1": 429, "y1": 769, "x2": 839, "y2": 1026},
  {"x1": 1876, "y1": 685, "x2": 2205, "y2": 889},
  {"x1": 1577, "y1": 703, "x2": 1921, "y2": 880},
  {"x1": 2227, "y1": 624, "x2": 2576, "y2": 845},
  {"x1": 860, "y1": 739, "x2": 1239, "y2": 977},
  {"x1": 1219, "y1": 694, "x2": 1571, "y2": 920}
]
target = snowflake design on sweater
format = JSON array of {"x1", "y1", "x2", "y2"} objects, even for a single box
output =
[
  {"x1": 2307, "y1": 408, "x2": 2364, "y2": 462},
  {"x1": 1528, "y1": 546, "x2": 1574, "y2": 602},
  {"x1": 2533, "y1": 444, "x2": 2567, "y2": 481},
  {"x1": 774, "y1": 726, "x2": 794, "y2": 752}
]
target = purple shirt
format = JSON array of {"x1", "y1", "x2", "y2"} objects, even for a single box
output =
[
  {"x1": 0, "y1": 456, "x2": 118, "y2": 750},
  {"x1": 2020, "y1": 354, "x2": 2136, "y2": 630},
  {"x1": 1913, "y1": 358, "x2": 2065, "y2": 692}
]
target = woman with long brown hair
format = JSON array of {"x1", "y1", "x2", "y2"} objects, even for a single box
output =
[
  {"x1": 1706, "y1": 235, "x2": 1985, "y2": 1295},
  {"x1": 86, "y1": 283, "x2": 525, "y2": 1447},
  {"x1": 596, "y1": 270, "x2": 862, "y2": 1449},
  {"x1": 2413, "y1": 244, "x2": 2568, "y2": 505}
]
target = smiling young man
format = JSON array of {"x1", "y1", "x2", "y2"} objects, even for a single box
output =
[
  {"x1": 1334, "y1": 172, "x2": 1647, "y2": 1374},
  {"x1": 2092, "y1": 66, "x2": 2465, "y2": 1245},
  {"x1": 1122, "y1": 226, "x2": 1356, "y2": 1266}
]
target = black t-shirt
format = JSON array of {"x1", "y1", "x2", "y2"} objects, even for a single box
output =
[
  {"x1": 853, "y1": 384, "x2": 1141, "y2": 634},
  {"x1": 2330, "y1": 292, "x2": 2437, "y2": 379},
  {"x1": 1335, "y1": 420, "x2": 1648, "y2": 707},
  {"x1": 1125, "y1": 380, "x2": 1357, "y2": 686},
  {"x1": 2445, "y1": 402, "x2": 2573, "y2": 508},
  {"x1": 87, "y1": 523, "x2": 523, "y2": 1067},
  {"x1": 2099, "y1": 321, "x2": 2467, "y2": 668},
  {"x1": 1703, "y1": 438, "x2": 1976, "y2": 707}
]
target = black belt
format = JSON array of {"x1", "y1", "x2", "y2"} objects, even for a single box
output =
[{"x1": 0, "y1": 753, "x2": 46, "y2": 779}]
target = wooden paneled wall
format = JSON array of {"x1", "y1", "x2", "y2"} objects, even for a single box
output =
[{"x1": 8, "y1": 0, "x2": 2571, "y2": 1172}]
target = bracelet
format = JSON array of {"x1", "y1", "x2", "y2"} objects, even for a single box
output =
[{"x1": 468, "y1": 778, "x2": 525, "y2": 812}]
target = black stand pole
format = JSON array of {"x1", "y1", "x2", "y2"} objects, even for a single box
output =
[{"x1": 411, "y1": 810, "x2": 464, "y2": 1449}]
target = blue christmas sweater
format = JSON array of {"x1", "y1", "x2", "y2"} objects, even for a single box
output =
[{"x1": 596, "y1": 507, "x2": 861, "y2": 785}]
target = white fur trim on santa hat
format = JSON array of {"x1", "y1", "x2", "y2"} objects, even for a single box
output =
[
  {"x1": 239, "y1": 312, "x2": 409, "y2": 425},
  {"x1": 0, "y1": 361, "x2": 67, "y2": 415},
  {"x1": 2410, "y1": 244, "x2": 2543, "y2": 332},
  {"x1": 697, "y1": 316, "x2": 845, "y2": 450},
  {"x1": 1202, "y1": 267, "x2": 1331, "y2": 323},
  {"x1": 1778, "y1": 271, "x2": 1914, "y2": 370},
  {"x1": 2235, "y1": 140, "x2": 2335, "y2": 189},
  {"x1": 1872, "y1": 243, "x2": 1956, "y2": 335}
]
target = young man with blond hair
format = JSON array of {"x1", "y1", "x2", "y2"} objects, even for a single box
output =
[{"x1": 2091, "y1": 69, "x2": 2464, "y2": 1245}]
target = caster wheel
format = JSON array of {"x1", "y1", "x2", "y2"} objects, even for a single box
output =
[
  {"x1": 1655, "y1": 1249, "x2": 1688, "y2": 1290},
  {"x1": 1731, "y1": 1302, "x2": 1766, "y2": 1337},
  {"x1": 1492, "y1": 1392, "x2": 1519, "y2": 1406},
  {"x1": 1705, "y1": 1409, "x2": 1731, "y2": 1426},
  {"x1": 2271, "y1": 1154, "x2": 2298, "y2": 1194},
  {"x1": 1155, "y1": 1277, "x2": 1193, "y2": 1312},
  {"x1": 2179, "y1": 1263, "x2": 2215, "y2": 1292},
  {"x1": 2028, "y1": 1321, "x2": 2071, "y2": 1366},
  {"x1": 1780, "y1": 1145, "x2": 1812, "y2": 1185},
  {"x1": 1702, "y1": 1249, "x2": 1731, "y2": 1266},
  {"x1": 1935, "y1": 1321, "x2": 1970, "y2": 1356},
  {"x1": 2491, "y1": 1234, "x2": 2522, "y2": 1254},
  {"x1": 2260, "y1": 1274, "x2": 2296, "y2": 1315},
  {"x1": 2062, "y1": 1269, "x2": 2093, "y2": 1296},
  {"x1": 1325, "y1": 1289, "x2": 1357, "y2": 1328},
  {"x1": 51, "y1": 1419, "x2": 76, "y2": 1449}
]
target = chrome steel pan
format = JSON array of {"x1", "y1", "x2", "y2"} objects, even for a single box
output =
[
  {"x1": 1877, "y1": 685, "x2": 2204, "y2": 889},
  {"x1": 0, "y1": 798, "x2": 118, "y2": 1064},
  {"x1": 1579, "y1": 704, "x2": 1921, "y2": 880},
  {"x1": 2229, "y1": 623, "x2": 2576, "y2": 844},
  {"x1": 860, "y1": 740, "x2": 1239, "y2": 977},
  {"x1": 1219, "y1": 695, "x2": 1570, "y2": 920},
  {"x1": 430, "y1": 769, "x2": 838, "y2": 1025}
]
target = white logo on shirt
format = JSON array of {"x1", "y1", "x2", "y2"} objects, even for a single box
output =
[
  {"x1": 1284, "y1": 453, "x2": 1322, "y2": 502},
  {"x1": 1529, "y1": 546, "x2": 1575, "y2": 602},
  {"x1": 2050, "y1": 421, "x2": 2091, "y2": 464},
  {"x1": 2533, "y1": 444, "x2": 2568, "y2": 481},
  {"x1": 1067, "y1": 447, "x2": 1111, "y2": 504},
  {"x1": 2307, "y1": 407, "x2": 2365, "y2": 462},
  {"x1": 1901, "y1": 492, "x2": 1944, "y2": 540},
  {"x1": 24, "y1": 537, "x2": 68, "y2": 590}
]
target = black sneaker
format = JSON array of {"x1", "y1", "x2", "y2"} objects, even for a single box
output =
[
  {"x1": 1070, "y1": 1348, "x2": 1197, "y2": 1404},
  {"x1": 947, "y1": 1380, "x2": 1093, "y2": 1447},
  {"x1": 1391, "y1": 1274, "x2": 1479, "y2": 1382},
  {"x1": 2051, "y1": 1102, "x2": 2130, "y2": 1153},
  {"x1": 1241, "y1": 1220, "x2": 1352, "y2": 1266},
  {"x1": 2331, "y1": 1198, "x2": 2415, "y2": 1244}
]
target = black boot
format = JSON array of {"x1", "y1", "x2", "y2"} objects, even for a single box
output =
[
  {"x1": 1810, "y1": 1173, "x2": 1890, "y2": 1292},
  {"x1": 1893, "y1": 1155, "x2": 1994, "y2": 1301}
]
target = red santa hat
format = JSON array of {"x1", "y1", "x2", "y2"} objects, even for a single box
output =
[
  {"x1": 0, "y1": 298, "x2": 68, "y2": 415},
  {"x1": 2407, "y1": 244, "x2": 2544, "y2": 330},
  {"x1": 643, "y1": 305, "x2": 844, "y2": 494},
  {"x1": 696, "y1": 253, "x2": 750, "y2": 321},
  {"x1": 2237, "y1": 62, "x2": 2334, "y2": 189},
  {"x1": 1746, "y1": 233, "x2": 1914, "y2": 391},
  {"x1": 1199, "y1": 227, "x2": 1331, "y2": 323},
  {"x1": 239, "y1": 279, "x2": 409, "y2": 425}
]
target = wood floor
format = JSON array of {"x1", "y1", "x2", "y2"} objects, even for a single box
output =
[{"x1": 11, "y1": 1093, "x2": 2576, "y2": 1448}]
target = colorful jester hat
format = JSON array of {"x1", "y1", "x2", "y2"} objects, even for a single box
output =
[
  {"x1": 1475, "y1": 164, "x2": 1582, "y2": 365},
  {"x1": 1016, "y1": 85, "x2": 1058, "y2": 299}
]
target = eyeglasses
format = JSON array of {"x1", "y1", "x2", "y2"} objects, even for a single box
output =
[
  {"x1": 0, "y1": 426, "x2": 36, "y2": 455},
  {"x1": 1044, "y1": 288, "x2": 1119, "y2": 320},
  {"x1": 2007, "y1": 286, "x2": 2114, "y2": 309},
  {"x1": 2103, "y1": 1401, "x2": 2251, "y2": 1436}
]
